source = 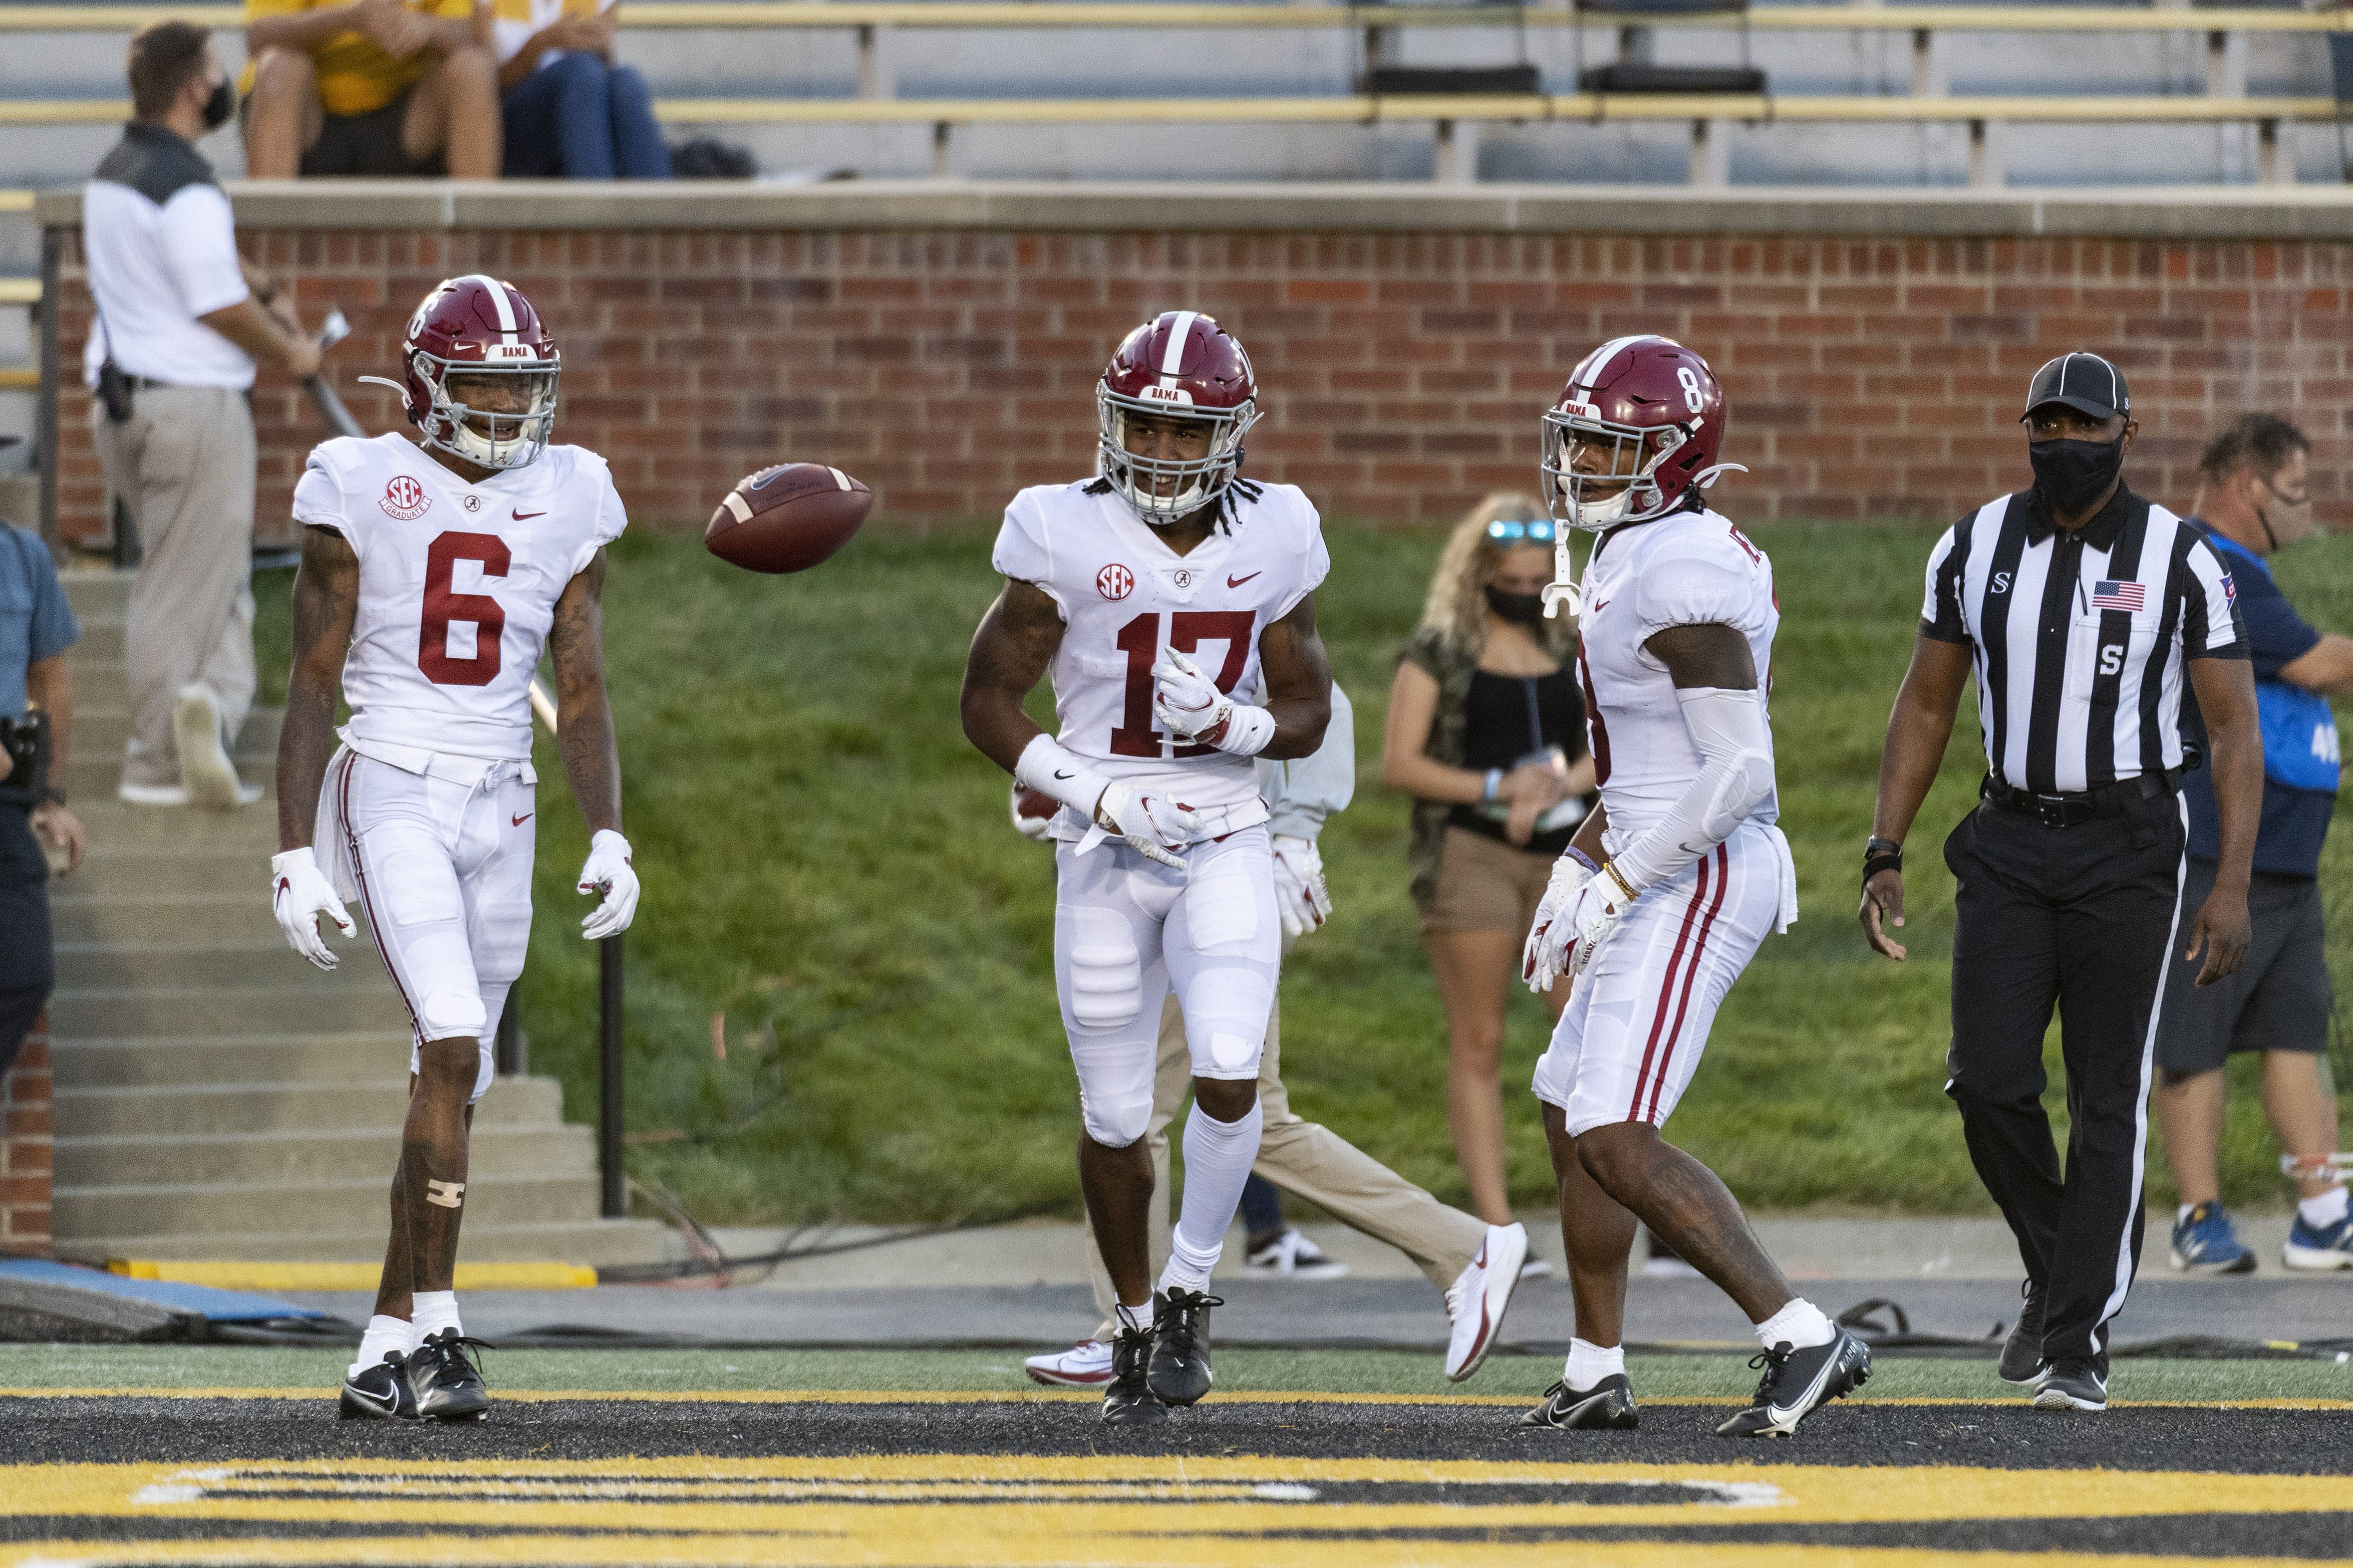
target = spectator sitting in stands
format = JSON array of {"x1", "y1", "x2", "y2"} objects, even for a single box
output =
[
  {"x1": 493, "y1": 0, "x2": 671, "y2": 180},
  {"x1": 242, "y1": 0, "x2": 502, "y2": 178}
]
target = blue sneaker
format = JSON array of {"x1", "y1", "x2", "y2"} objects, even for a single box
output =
[
  {"x1": 2169, "y1": 1203, "x2": 2255, "y2": 1274},
  {"x1": 2283, "y1": 1210, "x2": 2353, "y2": 1272}
]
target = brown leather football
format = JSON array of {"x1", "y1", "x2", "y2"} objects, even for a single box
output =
[{"x1": 705, "y1": 463, "x2": 872, "y2": 574}]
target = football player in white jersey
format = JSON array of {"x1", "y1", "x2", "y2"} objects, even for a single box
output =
[
  {"x1": 269, "y1": 275, "x2": 640, "y2": 1422},
  {"x1": 961, "y1": 311, "x2": 1334, "y2": 1426},
  {"x1": 1516, "y1": 336, "x2": 1870, "y2": 1438}
]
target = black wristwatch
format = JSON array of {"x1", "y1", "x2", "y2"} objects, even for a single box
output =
[
  {"x1": 1862, "y1": 835, "x2": 1903, "y2": 883},
  {"x1": 39, "y1": 785, "x2": 65, "y2": 807}
]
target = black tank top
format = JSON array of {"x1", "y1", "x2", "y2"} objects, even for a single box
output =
[{"x1": 1447, "y1": 667, "x2": 1590, "y2": 856}]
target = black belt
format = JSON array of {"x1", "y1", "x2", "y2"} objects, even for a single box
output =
[{"x1": 1981, "y1": 768, "x2": 2185, "y2": 829}]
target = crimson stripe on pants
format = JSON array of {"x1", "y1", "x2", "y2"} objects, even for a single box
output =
[
  {"x1": 1627, "y1": 854, "x2": 1715, "y2": 1120},
  {"x1": 1645, "y1": 843, "x2": 1732, "y2": 1123}
]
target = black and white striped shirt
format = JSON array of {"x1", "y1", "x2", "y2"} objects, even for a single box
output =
[{"x1": 1922, "y1": 487, "x2": 2247, "y2": 795}]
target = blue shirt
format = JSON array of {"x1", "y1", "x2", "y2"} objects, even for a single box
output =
[
  {"x1": 0, "y1": 524, "x2": 79, "y2": 720},
  {"x1": 2182, "y1": 522, "x2": 2334, "y2": 878}
]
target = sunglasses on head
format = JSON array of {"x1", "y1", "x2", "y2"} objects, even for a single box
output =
[{"x1": 1486, "y1": 518, "x2": 1557, "y2": 543}]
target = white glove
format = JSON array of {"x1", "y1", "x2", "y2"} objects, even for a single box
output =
[
  {"x1": 272, "y1": 846, "x2": 355, "y2": 972},
  {"x1": 1523, "y1": 850, "x2": 1633, "y2": 994},
  {"x1": 1152, "y1": 648, "x2": 1275, "y2": 755},
  {"x1": 1010, "y1": 780, "x2": 1058, "y2": 842},
  {"x1": 1270, "y1": 834, "x2": 1330, "y2": 940},
  {"x1": 578, "y1": 829, "x2": 639, "y2": 940},
  {"x1": 1088, "y1": 780, "x2": 1200, "y2": 870}
]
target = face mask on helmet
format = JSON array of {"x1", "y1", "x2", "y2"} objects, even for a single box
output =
[
  {"x1": 1539, "y1": 409, "x2": 1691, "y2": 532},
  {"x1": 1096, "y1": 392, "x2": 1256, "y2": 526},
  {"x1": 417, "y1": 356, "x2": 559, "y2": 471}
]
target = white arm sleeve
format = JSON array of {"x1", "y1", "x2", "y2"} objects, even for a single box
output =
[{"x1": 1606, "y1": 687, "x2": 1775, "y2": 896}]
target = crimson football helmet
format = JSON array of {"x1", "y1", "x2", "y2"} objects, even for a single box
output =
[
  {"x1": 365, "y1": 274, "x2": 560, "y2": 471},
  {"x1": 1539, "y1": 335, "x2": 1738, "y2": 533},
  {"x1": 1096, "y1": 310, "x2": 1258, "y2": 524}
]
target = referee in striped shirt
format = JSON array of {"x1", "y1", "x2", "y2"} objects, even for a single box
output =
[{"x1": 1859, "y1": 352, "x2": 2262, "y2": 1413}]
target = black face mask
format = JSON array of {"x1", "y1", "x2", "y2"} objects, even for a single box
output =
[
  {"x1": 1484, "y1": 584, "x2": 1546, "y2": 627},
  {"x1": 2029, "y1": 435, "x2": 2124, "y2": 519},
  {"x1": 201, "y1": 76, "x2": 234, "y2": 131}
]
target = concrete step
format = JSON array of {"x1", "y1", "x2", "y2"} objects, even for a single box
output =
[
  {"x1": 62, "y1": 843, "x2": 297, "y2": 897},
  {"x1": 53, "y1": 1075, "x2": 566, "y2": 1136},
  {"x1": 55, "y1": 1170, "x2": 605, "y2": 1238},
  {"x1": 54, "y1": 799, "x2": 281, "y2": 850},
  {"x1": 62, "y1": 704, "x2": 282, "y2": 762},
  {"x1": 55, "y1": 1122, "x2": 594, "y2": 1188},
  {"x1": 53, "y1": 1218, "x2": 677, "y2": 1268},
  {"x1": 58, "y1": 571, "x2": 131, "y2": 618},
  {"x1": 60, "y1": 664, "x2": 126, "y2": 709},
  {"x1": 64, "y1": 757, "x2": 275, "y2": 805},
  {"x1": 48, "y1": 985, "x2": 412, "y2": 1039},
  {"x1": 52, "y1": 940, "x2": 393, "y2": 992},
  {"x1": 50, "y1": 895, "x2": 285, "y2": 946},
  {"x1": 52, "y1": 1034, "x2": 427, "y2": 1088},
  {"x1": 68, "y1": 617, "x2": 122, "y2": 664}
]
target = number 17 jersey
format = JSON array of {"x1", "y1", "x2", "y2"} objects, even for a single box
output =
[
  {"x1": 992, "y1": 479, "x2": 1330, "y2": 827},
  {"x1": 292, "y1": 433, "x2": 627, "y2": 762}
]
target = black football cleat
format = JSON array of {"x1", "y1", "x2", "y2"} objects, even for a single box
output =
[
  {"x1": 1521, "y1": 1374, "x2": 1639, "y2": 1430},
  {"x1": 1101, "y1": 1323, "x2": 1167, "y2": 1427},
  {"x1": 1714, "y1": 1328, "x2": 1871, "y2": 1437},
  {"x1": 1147, "y1": 1287, "x2": 1221, "y2": 1407},
  {"x1": 338, "y1": 1351, "x2": 418, "y2": 1421},
  {"x1": 406, "y1": 1329, "x2": 493, "y2": 1422},
  {"x1": 1999, "y1": 1278, "x2": 2048, "y2": 1385}
]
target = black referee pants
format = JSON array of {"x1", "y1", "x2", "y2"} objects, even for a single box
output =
[
  {"x1": 1943, "y1": 784, "x2": 2186, "y2": 1370},
  {"x1": 0, "y1": 803, "x2": 53, "y2": 1079}
]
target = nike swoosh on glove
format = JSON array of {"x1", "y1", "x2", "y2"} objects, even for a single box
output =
[
  {"x1": 578, "y1": 829, "x2": 639, "y2": 940},
  {"x1": 272, "y1": 846, "x2": 356, "y2": 972},
  {"x1": 1091, "y1": 781, "x2": 1200, "y2": 869},
  {"x1": 1271, "y1": 834, "x2": 1330, "y2": 940},
  {"x1": 1151, "y1": 647, "x2": 1234, "y2": 746}
]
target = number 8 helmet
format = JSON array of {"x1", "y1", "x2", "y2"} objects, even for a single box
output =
[
  {"x1": 1540, "y1": 335, "x2": 1736, "y2": 532},
  {"x1": 369, "y1": 275, "x2": 561, "y2": 472}
]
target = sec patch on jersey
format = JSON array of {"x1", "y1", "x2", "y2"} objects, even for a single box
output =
[{"x1": 706, "y1": 462, "x2": 872, "y2": 574}]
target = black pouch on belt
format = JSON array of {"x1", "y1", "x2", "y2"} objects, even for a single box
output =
[
  {"x1": 96, "y1": 357, "x2": 134, "y2": 424},
  {"x1": 0, "y1": 712, "x2": 49, "y2": 806}
]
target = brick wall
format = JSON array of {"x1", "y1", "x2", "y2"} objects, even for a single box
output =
[
  {"x1": 2, "y1": 1016, "x2": 52, "y2": 1255},
  {"x1": 47, "y1": 226, "x2": 2350, "y2": 543}
]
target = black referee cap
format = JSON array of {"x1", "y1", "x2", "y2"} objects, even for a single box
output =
[{"x1": 2022, "y1": 351, "x2": 2130, "y2": 423}]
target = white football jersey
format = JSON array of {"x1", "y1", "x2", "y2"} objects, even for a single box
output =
[
  {"x1": 993, "y1": 480, "x2": 1330, "y2": 828},
  {"x1": 1577, "y1": 506, "x2": 1780, "y2": 844},
  {"x1": 291, "y1": 433, "x2": 627, "y2": 761}
]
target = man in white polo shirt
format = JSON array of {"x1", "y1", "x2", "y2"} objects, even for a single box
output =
[{"x1": 85, "y1": 20, "x2": 322, "y2": 807}]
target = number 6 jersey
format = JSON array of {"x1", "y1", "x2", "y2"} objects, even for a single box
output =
[
  {"x1": 292, "y1": 432, "x2": 627, "y2": 762},
  {"x1": 992, "y1": 478, "x2": 1330, "y2": 832}
]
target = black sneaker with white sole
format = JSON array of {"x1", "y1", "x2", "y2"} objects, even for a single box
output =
[
  {"x1": 1101, "y1": 1324, "x2": 1166, "y2": 1427},
  {"x1": 338, "y1": 1351, "x2": 417, "y2": 1420},
  {"x1": 1999, "y1": 1278, "x2": 2048, "y2": 1385},
  {"x1": 2031, "y1": 1357, "x2": 2108, "y2": 1411},
  {"x1": 1521, "y1": 1374, "x2": 1639, "y2": 1430},
  {"x1": 1148, "y1": 1288, "x2": 1220, "y2": 1407},
  {"x1": 1714, "y1": 1328, "x2": 1872, "y2": 1437},
  {"x1": 406, "y1": 1329, "x2": 493, "y2": 1421}
]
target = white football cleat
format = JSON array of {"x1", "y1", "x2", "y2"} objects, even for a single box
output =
[
  {"x1": 1444, "y1": 1222, "x2": 1529, "y2": 1382},
  {"x1": 1024, "y1": 1339, "x2": 1115, "y2": 1389}
]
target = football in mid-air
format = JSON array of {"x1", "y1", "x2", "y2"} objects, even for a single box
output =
[{"x1": 705, "y1": 463, "x2": 872, "y2": 573}]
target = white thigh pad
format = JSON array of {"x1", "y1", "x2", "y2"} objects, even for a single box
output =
[{"x1": 1063, "y1": 924, "x2": 1144, "y2": 1031}]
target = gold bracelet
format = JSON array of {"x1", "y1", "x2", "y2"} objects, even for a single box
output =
[{"x1": 1599, "y1": 860, "x2": 1640, "y2": 904}]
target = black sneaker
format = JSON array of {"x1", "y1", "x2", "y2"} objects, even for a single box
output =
[
  {"x1": 1148, "y1": 1287, "x2": 1221, "y2": 1407},
  {"x1": 1999, "y1": 1278, "x2": 2048, "y2": 1385},
  {"x1": 338, "y1": 1351, "x2": 417, "y2": 1420},
  {"x1": 2031, "y1": 1356, "x2": 2108, "y2": 1411},
  {"x1": 406, "y1": 1329, "x2": 492, "y2": 1422},
  {"x1": 1521, "y1": 1373, "x2": 1639, "y2": 1430},
  {"x1": 1714, "y1": 1328, "x2": 1871, "y2": 1437},
  {"x1": 1101, "y1": 1323, "x2": 1166, "y2": 1427}
]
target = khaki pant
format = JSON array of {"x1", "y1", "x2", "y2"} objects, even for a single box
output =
[
  {"x1": 93, "y1": 386, "x2": 257, "y2": 790},
  {"x1": 1086, "y1": 988, "x2": 1489, "y2": 1338}
]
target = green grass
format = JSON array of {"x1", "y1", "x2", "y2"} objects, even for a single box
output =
[
  {"x1": 247, "y1": 519, "x2": 2353, "y2": 1226},
  {"x1": 3, "y1": 1344, "x2": 2348, "y2": 1404}
]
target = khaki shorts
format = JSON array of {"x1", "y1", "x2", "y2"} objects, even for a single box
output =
[{"x1": 1419, "y1": 824, "x2": 1554, "y2": 935}]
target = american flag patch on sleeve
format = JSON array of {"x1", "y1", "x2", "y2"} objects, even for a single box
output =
[
  {"x1": 2219, "y1": 571, "x2": 2236, "y2": 604},
  {"x1": 2091, "y1": 580, "x2": 2146, "y2": 613}
]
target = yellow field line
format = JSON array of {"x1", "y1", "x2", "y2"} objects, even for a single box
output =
[{"x1": 107, "y1": 1260, "x2": 597, "y2": 1292}]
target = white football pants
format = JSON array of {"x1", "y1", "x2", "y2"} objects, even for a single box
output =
[
  {"x1": 1531, "y1": 821, "x2": 1786, "y2": 1137},
  {"x1": 320, "y1": 749, "x2": 535, "y2": 1103},
  {"x1": 1054, "y1": 825, "x2": 1280, "y2": 1149}
]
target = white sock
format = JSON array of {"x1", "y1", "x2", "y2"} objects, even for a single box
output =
[
  {"x1": 1564, "y1": 1337, "x2": 1625, "y2": 1390},
  {"x1": 1115, "y1": 1301, "x2": 1153, "y2": 1337},
  {"x1": 412, "y1": 1291, "x2": 463, "y2": 1344},
  {"x1": 2299, "y1": 1185, "x2": 2350, "y2": 1230},
  {"x1": 348, "y1": 1314, "x2": 414, "y2": 1379},
  {"x1": 1755, "y1": 1298, "x2": 1836, "y2": 1351},
  {"x1": 1161, "y1": 1097, "x2": 1265, "y2": 1295},
  {"x1": 2178, "y1": 1202, "x2": 2199, "y2": 1224}
]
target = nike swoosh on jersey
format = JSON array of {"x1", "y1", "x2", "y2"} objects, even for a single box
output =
[
  {"x1": 1227, "y1": 571, "x2": 1262, "y2": 588},
  {"x1": 513, "y1": 509, "x2": 547, "y2": 520}
]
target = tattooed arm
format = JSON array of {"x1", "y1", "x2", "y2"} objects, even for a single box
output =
[
  {"x1": 549, "y1": 549, "x2": 622, "y2": 835},
  {"x1": 959, "y1": 578, "x2": 1068, "y2": 775},
  {"x1": 1253, "y1": 592, "x2": 1334, "y2": 762},
  {"x1": 277, "y1": 524, "x2": 361, "y2": 851}
]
